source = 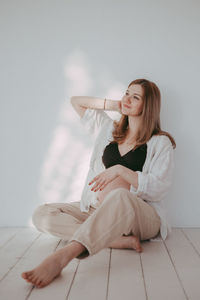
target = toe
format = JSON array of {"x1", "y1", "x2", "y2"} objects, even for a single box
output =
[
  {"x1": 27, "y1": 273, "x2": 34, "y2": 282},
  {"x1": 21, "y1": 272, "x2": 27, "y2": 279},
  {"x1": 137, "y1": 246, "x2": 143, "y2": 253},
  {"x1": 30, "y1": 275, "x2": 38, "y2": 285},
  {"x1": 25, "y1": 277, "x2": 32, "y2": 283},
  {"x1": 35, "y1": 278, "x2": 42, "y2": 286},
  {"x1": 37, "y1": 281, "x2": 46, "y2": 288},
  {"x1": 25, "y1": 270, "x2": 33, "y2": 277},
  {"x1": 22, "y1": 271, "x2": 33, "y2": 281},
  {"x1": 22, "y1": 271, "x2": 32, "y2": 279}
]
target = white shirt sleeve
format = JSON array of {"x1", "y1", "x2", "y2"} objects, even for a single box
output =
[
  {"x1": 133, "y1": 143, "x2": 175, "y2": 202},
  {"x1": 80, "y1": 108, "x2": 113, "y2": 137}
]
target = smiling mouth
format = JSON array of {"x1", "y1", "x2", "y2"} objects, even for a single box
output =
[{"x1": 124, "y1": 104, "x2": 131, "y2": 108}]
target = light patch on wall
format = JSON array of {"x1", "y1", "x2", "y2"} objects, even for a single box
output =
[{"x1": 34, "y1": 49, "x2": 125, "y2": 226}]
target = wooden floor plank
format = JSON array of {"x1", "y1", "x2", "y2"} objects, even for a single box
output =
[
  {"x1": 0, "y1": 228, "x2": 40, "y2": 281},
  {"x1": 0, "y1": 227, "x2": 22, "y2": 249},
  {"x1": 182, "y1": 228, "x2": 200, "y2": 255},
  {"x1": 141, "y1": 236, "x2": 187, "y2": 300},
  {"x1": 1, "y1": 227, "x2": 200, "y2": 300},
  {"x1": 107, "y1": 247, "x2": 146, "y2": 300},
  {"x1": 164, "y1": 228, "x2": 200, "y2": 300},
  {"x1": 0, "y1": 232, "x2": 61, "y2": 300},
  {"x1": 67, "y1": 248, "x2": 110, "y2": 300}
]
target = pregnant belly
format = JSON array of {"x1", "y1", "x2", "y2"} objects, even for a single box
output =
[{"x1": 96, "y1": 176, "x2": 131, "y2": 205}]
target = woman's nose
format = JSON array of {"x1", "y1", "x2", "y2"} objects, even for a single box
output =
[{"x1": 126, "y1": 96, "x2": 131, "y2": 103}]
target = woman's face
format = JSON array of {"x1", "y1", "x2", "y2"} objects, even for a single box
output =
[{"x1": 121, "y1": 84, "x2": 144, "y2": 116}]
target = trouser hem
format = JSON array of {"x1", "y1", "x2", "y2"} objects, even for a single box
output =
[{"x1": 68, "y1": 238, "x2": 92, "y2": 260}]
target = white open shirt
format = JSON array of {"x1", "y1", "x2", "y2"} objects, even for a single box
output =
[{"x1": 79, "y1": 108, "x2": 175, "y2": 241}]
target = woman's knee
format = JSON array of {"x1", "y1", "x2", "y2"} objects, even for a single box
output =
[
  {"x1": 32, "y1": 203, "x2": 63, "y2": 229},
  {"x1": 32, "y1": 205, "x2": 42, "y2": 228},
  {"x1": 106, "y1": 187, "x2": 137, "y2": 203},
  {"x1": 32, "y1": 204, "x2": 50, "y2": 229},
  {"x1": 105, "y1": 187, "x2": 129, "y2": 200}
]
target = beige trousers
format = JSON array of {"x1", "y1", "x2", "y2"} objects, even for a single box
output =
[{"x1": 32, "y1": 188, "x2": 161, "y2": 259}]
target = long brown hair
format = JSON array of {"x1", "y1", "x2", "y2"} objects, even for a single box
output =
[{"x1": 110, "y1": 78, "x2": 176, "y2": 150}]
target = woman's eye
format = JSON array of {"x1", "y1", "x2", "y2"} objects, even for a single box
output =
[{"x1": 125, "y1": 93, "x2": 139, "y2": 100}]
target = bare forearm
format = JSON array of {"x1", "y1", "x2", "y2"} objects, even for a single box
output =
[
  {"x1": 70, "y1": 96, "x2": 120, "y2": 112},
  {"x1": 117, "y1": 165, "x2": 138, "y2": 190}
]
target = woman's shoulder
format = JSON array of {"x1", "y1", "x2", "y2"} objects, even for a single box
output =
[{"x1": 148, "y1": 134, "x2": 173, "y2": 150}]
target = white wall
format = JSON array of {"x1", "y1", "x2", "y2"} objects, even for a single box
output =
[{"x1": 0, "y1": 0, "x2": 199, "y2": 227}]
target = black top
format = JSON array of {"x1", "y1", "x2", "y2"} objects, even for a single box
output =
[{"x1": 102, "y1": 142, "x2": 147, "y2": 172}]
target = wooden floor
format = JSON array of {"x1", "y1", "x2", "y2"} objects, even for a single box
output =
[{"x1": 0, "y1": 228, "x2": 200, "y2": 300}]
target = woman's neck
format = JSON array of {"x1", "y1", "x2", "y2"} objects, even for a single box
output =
[{"x1": 127, "y1": 115, "x2": 142, "y2": 142}]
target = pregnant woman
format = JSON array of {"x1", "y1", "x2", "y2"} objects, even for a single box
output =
[{"x1": 21, "y1": 78, "x2": 176, "y2": 288}]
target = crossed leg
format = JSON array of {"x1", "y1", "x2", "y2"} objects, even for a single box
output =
[
  {"x1": 21, "y1": 236, "x2": 143, "y2": 288},
  {"x1": 21, "y1": 189, "x2": 160, "y2": 288}
]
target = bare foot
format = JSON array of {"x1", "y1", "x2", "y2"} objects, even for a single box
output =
[
  {"x1": 21, "y1": 247, "x2": 73, "y2": 288},
  {"x1": 130, "y1": 236, "x2": 143, "y2": 253}
]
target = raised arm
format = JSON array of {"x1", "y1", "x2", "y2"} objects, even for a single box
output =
[{"x1": 70, "y1": 96, "x2": 121, "y2": 118}]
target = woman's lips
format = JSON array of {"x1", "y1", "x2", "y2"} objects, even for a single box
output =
[{"x1": 123, "y1": 104, "x2": 131, "y2": 108}]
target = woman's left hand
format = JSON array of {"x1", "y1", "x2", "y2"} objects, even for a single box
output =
[{"x1": 88, "y1": 165, "x2": 120, "y2": 192}]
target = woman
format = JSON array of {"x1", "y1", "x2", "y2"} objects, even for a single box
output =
[{"x1": 21, "y1": 78, "x2": 176, "y2": 288}]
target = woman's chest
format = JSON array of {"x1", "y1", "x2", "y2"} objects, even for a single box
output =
[{"x1": 117, "y1": 141, "x2": 136, "y2": 157}]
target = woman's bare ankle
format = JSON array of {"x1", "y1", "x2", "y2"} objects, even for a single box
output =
[
  {"x1": 109, "y1": 236, "x2": 134, "y2": 249},
  {"x1": 109, "y1": 235, "x2": 143, "y2": 252}
]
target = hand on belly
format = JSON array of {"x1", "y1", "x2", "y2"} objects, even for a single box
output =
[{"x1": 96, "y1": 176, "x2": 130, "y2": 205}]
